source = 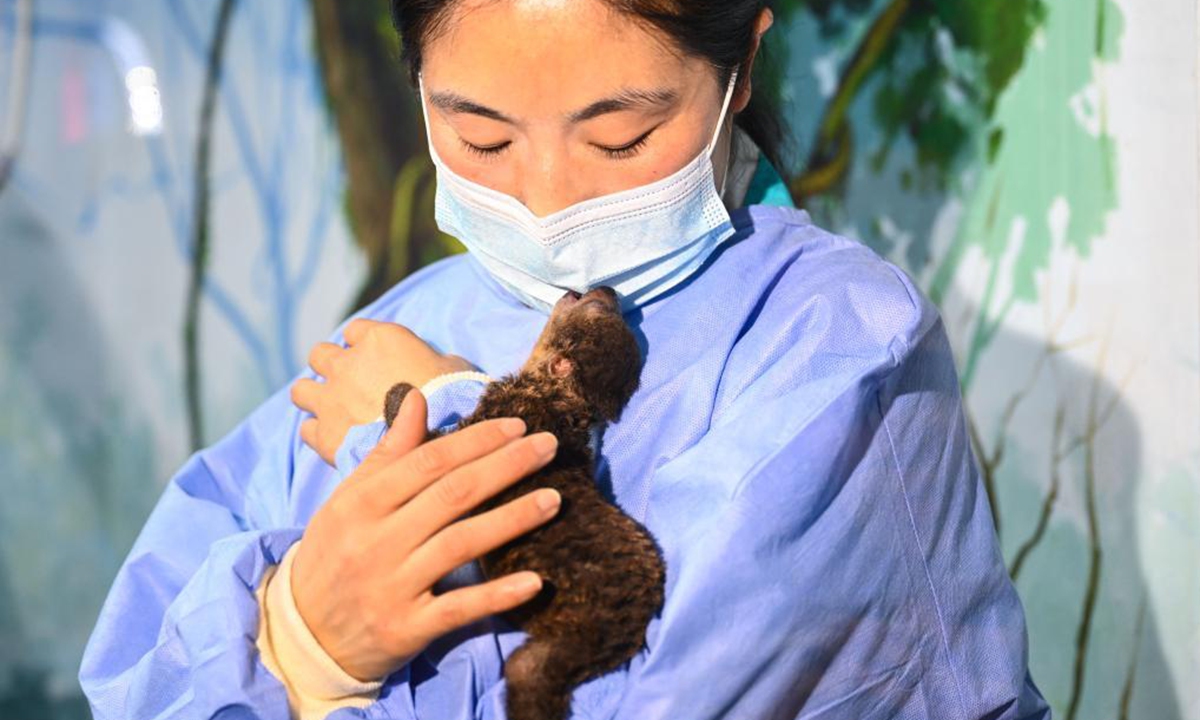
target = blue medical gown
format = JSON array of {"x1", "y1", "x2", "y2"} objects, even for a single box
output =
[{"x1": 78, "y1": 204, "x2": 1051, "y2": 719}]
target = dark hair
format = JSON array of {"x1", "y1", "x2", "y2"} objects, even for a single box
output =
[{"x1": 390, "y1": 0, "x2": 794, "y2": 176}]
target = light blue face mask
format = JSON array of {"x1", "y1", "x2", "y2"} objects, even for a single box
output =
[{"x1": 417, "y1": 71, "x2": 740, "y2": 314}]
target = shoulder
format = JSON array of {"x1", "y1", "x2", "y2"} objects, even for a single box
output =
[{"x1": 731, "y1": 205, "x2": 940, "y2": 373}]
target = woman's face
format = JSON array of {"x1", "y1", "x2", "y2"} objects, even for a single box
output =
[{"x1": 419, "y1": 0, "x2": 764, "y2": 218}]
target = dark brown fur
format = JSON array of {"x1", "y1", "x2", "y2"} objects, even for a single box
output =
[{"x1": 384, "y1": 287, "x2": 665, "y2": 720}]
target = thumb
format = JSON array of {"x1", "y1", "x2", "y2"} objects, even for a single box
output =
[{"x1": 377, "y1": 387, "x2": 428, "y2": 457}]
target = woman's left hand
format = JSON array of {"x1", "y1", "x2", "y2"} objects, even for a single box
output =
[{"x1": 291, "y1": 318, "x2": 477, "y2": 465}]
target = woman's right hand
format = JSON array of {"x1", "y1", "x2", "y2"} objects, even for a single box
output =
[{"x1": 289, "y1": 387, "x2": 561, "y2": 682}]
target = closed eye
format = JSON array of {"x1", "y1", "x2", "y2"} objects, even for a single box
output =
[
  {"x1": 459, "y1": 137, "x2": 509, "y2": 159},
  {"x1": 457, "y1": 125, "x2": 660, "y2": 161},
  {"x1": 596, "y1": 126, "x2": 657, "y2": 160}
]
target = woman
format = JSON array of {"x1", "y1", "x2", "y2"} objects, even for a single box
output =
[{"x1": 79, "y1": 1, "x2": 1051, "y2": 718}]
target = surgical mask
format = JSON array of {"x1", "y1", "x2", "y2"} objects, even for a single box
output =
[{"x1": 417, "y1": 71, "x2": 740, "y2": 314}]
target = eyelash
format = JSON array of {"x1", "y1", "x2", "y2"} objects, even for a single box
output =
[{"x1": 458, "y1": 128, "x2": 656, "y2": 161}]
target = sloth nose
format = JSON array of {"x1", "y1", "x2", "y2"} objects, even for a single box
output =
[{"x1": 554, "y1": 290, "x2": 583, "y2": 312}]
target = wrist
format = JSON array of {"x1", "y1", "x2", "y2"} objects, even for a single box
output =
[{"x1": 276, "y1": 541, "x2": 388, "y2": 689}]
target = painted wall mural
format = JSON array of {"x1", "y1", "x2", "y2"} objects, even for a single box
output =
[{"x1": 0, "y1": 0, "x2": 1195, "y2": 718}]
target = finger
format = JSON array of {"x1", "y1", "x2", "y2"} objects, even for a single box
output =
[
  {"x1": 314, "y1": 414, "x2": 352, "y2": 467},
  {"x1": 290, "y1": 377, "x2": 323, "y2": 414},
  {"x1": 355, "y1": 417, "x2": 532, "y2": 513},
  {"x1": 397, "y1": 431, "x2": 558, "y2": 547},
  {"x1": 411, "y1": 572, "x2": 544, "y2": 641},
  {"x1": 308, "y1": 342, "x2": 343, "y2": 377},
  {"x1": 342, "y1": 318, "x2": 379, "y2": 346},
  {"x1": 299, "y1": 418, "x2": 320, "y2": 453},
  {"x1": 402, "y1": 487, "x2": 561, "y2": 591}
]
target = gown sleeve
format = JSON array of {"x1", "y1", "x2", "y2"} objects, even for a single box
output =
[
  {"x1": 76, "y1": 288, "x2": 490, "y2": 719},
  {"x1": 77, "y1": 381, "x2": 305, "y2": 720}
]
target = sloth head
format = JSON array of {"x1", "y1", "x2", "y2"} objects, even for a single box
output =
[{"x1": 522, "y1": 286, "x2": 642, "y2": 425}]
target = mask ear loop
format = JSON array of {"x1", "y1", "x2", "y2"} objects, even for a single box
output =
[
  {"x1": 708, "y1": 69, "x2": 740, "y2": 197},
  {"x1": 417, "y1": 73, "x2": 444, "y2": 168}
]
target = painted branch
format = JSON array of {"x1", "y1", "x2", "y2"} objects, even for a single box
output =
[
  {"x1": 790, "y1": 0, "x2": 912, "y2": 200},
  {"x1": 184, "y1": 0, "x2": 238, "y2": 452},
  {"x1": 1008, "y1": 405, "x2": 1065, "y2": 581}
]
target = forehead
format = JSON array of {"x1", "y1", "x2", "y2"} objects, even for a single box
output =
[{"x1": 422, "y1": 0, "x2": 703, "y2": 114}]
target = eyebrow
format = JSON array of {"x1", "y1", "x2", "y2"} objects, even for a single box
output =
[{"x1": 428, "y1": 86, "x2": 680, "y2": 124}]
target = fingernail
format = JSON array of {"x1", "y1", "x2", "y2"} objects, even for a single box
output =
[
  {"x1": 509, "y1": 573, "x2": 542, "y2": 595},
  {"x1": 536, "y1": 489, "x2": 561, "y2": 513},
  {"x1": 531, "y1": 432, "x2": 558, "y2": 456},
  {"x1": 500, "y1": 417, "x2": 526, "y2": 438}
]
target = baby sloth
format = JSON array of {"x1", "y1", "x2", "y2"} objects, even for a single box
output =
[{"x1": 383, "y1": 286, "x2": 666, "y2": 720}]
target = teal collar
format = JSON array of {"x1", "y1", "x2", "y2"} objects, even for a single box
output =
[{"x1": 742, "y1": 152, "x2": 796, "y2": 209}]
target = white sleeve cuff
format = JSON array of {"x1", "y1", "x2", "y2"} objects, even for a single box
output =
[
  {"x1": 255, "y1": 540, "x2": 382, "y2": 719},
  {"x1": 421, "y1": 370, "x2": 495, "y2": 397},
  {"x1": 372, "y1": 371, "x2": 496, "y2": 424}
]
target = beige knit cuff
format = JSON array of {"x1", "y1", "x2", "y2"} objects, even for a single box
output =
[{"x1": 255, "y1": 540, "x2": 382, "y2": 719}]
